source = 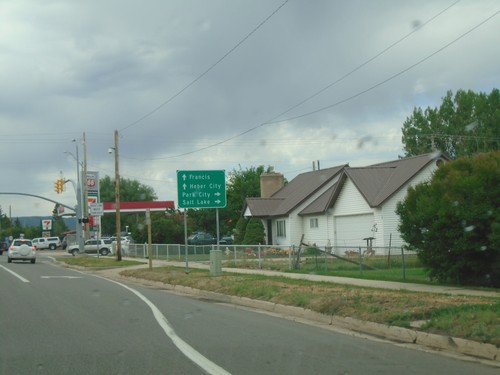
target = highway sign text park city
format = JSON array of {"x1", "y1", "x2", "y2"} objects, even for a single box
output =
[{"x1": 177, "y1": 170, "x2": 226, "y2": 209}]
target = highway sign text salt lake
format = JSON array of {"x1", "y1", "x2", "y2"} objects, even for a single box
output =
[{"x1": 177, "y1": 170, "x2": 226, "y2": 209}]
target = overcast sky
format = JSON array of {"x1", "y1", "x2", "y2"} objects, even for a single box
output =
[{"x1": 1, "y1": 0, "x2": 499, "y2": 218}]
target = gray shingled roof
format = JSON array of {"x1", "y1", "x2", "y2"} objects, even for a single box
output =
[
  {"x1": 346, "y1": 152, "x2": 448, "y2": 207},
  {"x1": 245, "y1": 165, "x2": 345, "y2": 217},
  {"x1": 299, "y1": 173, "x2": 346, "y2": 215},
  {"x1": 244, "y1": 153, "x2": 448, "y2": 217}
]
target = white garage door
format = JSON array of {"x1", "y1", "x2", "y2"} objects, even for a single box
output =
[{"x1": 334, "y1": 214, "x2": 374, "y2": 248}]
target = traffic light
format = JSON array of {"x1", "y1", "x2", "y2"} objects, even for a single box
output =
[{"x1": 54, "y1": 178, "x2": 64, "y2": 194}]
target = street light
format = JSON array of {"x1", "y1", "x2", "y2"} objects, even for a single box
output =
[
  {"x1": 65, "y1": 139, "x2": 84, "y2": 254},
  {"x1": 109, "y1": 130, "x2": 122, "y2": 261}
]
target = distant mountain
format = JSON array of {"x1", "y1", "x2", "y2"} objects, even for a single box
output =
[{"x1": 11, "y1": 216, "x2": 76, "y2": 230}]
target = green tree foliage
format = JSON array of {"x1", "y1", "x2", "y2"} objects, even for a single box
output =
[
  {"x1": 234, "y1": 216, "x2": 248, "y2": 244},
  {"x1": 396, "y1": 151, "x2": 500, "y2": 287},
  {"x1": 51, "y1": 204, "x2": 69, "y2": 237},
  {"x1": 133, "y1": 209, "x2": 185, "y2": 244},
  {"x1": 99, "y1": 176, "x2": 157, "y2": 236},
  {"x1": 242, "y1": 217, "x2": 265, "y2": 245},
  {"x1": 401, "y1": 89, "x2": 500, "y2": 158}
]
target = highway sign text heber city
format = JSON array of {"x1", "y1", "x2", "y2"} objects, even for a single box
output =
[{"x1": 177, "y1": 170, "x2": 226, "y2": 209}]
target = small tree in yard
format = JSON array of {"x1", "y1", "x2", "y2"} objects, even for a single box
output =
[
  {"x1": 396, "y1": 151, "x2": 500, "y2": 287},
  {"x1": 234, "y1": 216, "x2": 248, "y2": 244},
  {"x1": 242, "y1": 217, "x2": 265, "y2": 245}
]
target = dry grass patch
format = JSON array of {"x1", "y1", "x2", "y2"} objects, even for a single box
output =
[{"x1": 120, "y1": 266, "x2": 499, "y2": 346}]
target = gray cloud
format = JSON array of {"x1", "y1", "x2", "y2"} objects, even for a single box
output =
[{"x1": 0, "y1": 0, "x2": 498, "y2": 216}]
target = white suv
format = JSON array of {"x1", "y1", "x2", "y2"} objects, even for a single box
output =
[
  {"x1": 67, "y1": 239, "x2": 113, "y2": 256},
  {"x1": 32, "y1": 237, "x2": 61, "y2": 250},
  {"x1": 8, "y1": 239, "x2": 36, "y2": 263}
]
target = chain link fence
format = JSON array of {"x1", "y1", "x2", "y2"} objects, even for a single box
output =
[{"x1": 125, "y1": 243, "x2": 419, "y2": 277}]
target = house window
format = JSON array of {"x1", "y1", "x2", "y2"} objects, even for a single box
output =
[
  {"x1": 277, "y1": 220, "x2": 286, "y2": 237},
  {"x1": 310, "y1": 218, "x2": 319, "y2": 229}
]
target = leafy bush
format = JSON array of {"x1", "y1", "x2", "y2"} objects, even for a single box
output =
[
  {"x1": 242, "y1": 217, "x2": 265, "y2": 245},
  {"x1": 396, "y1": 151, "x2": 500, "y2": 287}
]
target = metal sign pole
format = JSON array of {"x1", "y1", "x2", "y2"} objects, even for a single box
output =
[{"x1": 184, "y1": 209, "x2": 188, "y2": 272}]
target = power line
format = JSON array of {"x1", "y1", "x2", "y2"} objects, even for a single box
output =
[
  {"x1": 119, "y1": 0, "x2": 289, "y2": 133},
  {"x1": 143, "y1": 1, "x2": 485, "y2": 160},
  {"x1": 275, "y1": 9, "x2": 500, "y2": 124}
]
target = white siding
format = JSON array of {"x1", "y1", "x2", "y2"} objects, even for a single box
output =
[
  {"x1": 277, "y1": 173, "x2": 343, "y2": 247},
  {"x1": 380, "y1": 161, "x2": 441, "y2": 248},
  {"x1": 333, "y1": 179, "x2": 372, "y2": 215},
  {"x1": 302, "y1": 215, "x2": 330, "y2": 247}
]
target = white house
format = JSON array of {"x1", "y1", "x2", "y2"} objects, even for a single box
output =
[{"x1": 243, "y1": 152, "x2": 449, "y2": 254}]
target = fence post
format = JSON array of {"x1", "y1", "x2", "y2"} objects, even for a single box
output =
[
  {"x1": 401, "y1": 246, "x2": 406, "y2": 280},
  {"x1": 359, "y1": 246, "x2": 363, "y2": 275}
]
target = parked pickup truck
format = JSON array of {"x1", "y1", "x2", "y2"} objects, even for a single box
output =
[{"x1": 32, "y1": 237, "x2": 61, "y2": 250}]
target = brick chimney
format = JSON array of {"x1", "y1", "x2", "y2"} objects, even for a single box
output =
[{"x1": 260, "y1": 172, "x2": 284, "y2": 198}]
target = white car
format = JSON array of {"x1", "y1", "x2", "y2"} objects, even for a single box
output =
[{"x1": 8, "y1": 239, "x2": 36, "y2": 264}]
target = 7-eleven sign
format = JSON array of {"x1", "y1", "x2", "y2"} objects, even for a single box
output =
[{"x1": 41, "y1": 219, "x2": 52, "y2": 231}]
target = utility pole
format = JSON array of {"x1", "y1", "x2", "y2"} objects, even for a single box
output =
[
  {"x1": 83, "y1": 132, "x2": 89, "y2": 241},
  {"x1": 73, "y1": 139, "x2": 84, "y2": 254},
  {"x1": 114, "y1": 130, "x2": 122, "y2": 261}
]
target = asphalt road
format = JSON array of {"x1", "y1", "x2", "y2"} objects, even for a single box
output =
[{"x1": 0, "y1": 252, "x2": 498, "y2": 375}]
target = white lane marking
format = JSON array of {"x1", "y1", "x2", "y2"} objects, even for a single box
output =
[
  {"x1": 0, "y1": 265, "x2": 30, "y2": 283},
  {"x1": 95, "y1": 275, "x2": 231, "y2": 375},
  {"x1": 41, "y1": 276, "x2": 82, "y2": 279}
]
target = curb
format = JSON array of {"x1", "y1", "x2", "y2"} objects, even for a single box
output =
[{"x1": 122, "y1": 275, "x2": 499, "y2": 364}]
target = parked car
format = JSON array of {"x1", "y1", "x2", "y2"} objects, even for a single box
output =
[
  {"x1": 67, "y1": 238, "x2": 113, "y2": 256},
  {"x1": 0, "y1": 240, "x2": 8, "y2": 255},
  {"x1": 110, "y1": 238, "x2": 130, "y2": 255},
  {"x1": 8, "y1": 239, "x2": 36, "y2": 263},
  {"x1": 187, "y1": 232, "x2": 217, "y2": 245},
  {"x1": 32, "y1": 237, "x2": 61, "y2": 250},
  {"x1": 219, "y1": 236, "x2": 234, "y2": 245}
]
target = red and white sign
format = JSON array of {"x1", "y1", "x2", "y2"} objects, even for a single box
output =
[
  {"x1": 86, "y1": 176, "x2": 96, "y2": 188},
  {"x1": 42, "y1": 219, "x2": 52, "y2": 231}
]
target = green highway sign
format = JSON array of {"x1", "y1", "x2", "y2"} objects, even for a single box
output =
[{"x1": 177, "y1": 170, "x2": 226, "y2": 209}]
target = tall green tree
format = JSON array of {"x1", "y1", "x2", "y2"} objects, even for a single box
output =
[
  {"x1": 52, "y1": 204, "x2": 69, "y2": 238},
  {"x1": 401, "y1": 89, "x2": 500, "y2": 158},
  {"x1": 133, "y1": 209, "x2": 185, "y2": 244},
  {"x1": 99, "y1": 176, "x2": 158, "y2": 236},
  {"x1": 396, "y1": 151, "x2": 500, "y2": 287}
]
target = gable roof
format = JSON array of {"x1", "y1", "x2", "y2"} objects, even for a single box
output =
[
  {"x1": 298, "y1": 173, "x2": 346, "y2": 215},
  {"x1": 244, "y1": 165, "x2": 345, "y2": 218},
  {"x1": 244, "y1": 152, "x2": 449, "y2": 218},
  {"x1": 345, "y1": 152, "x2": 449, "y2": 207}
]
